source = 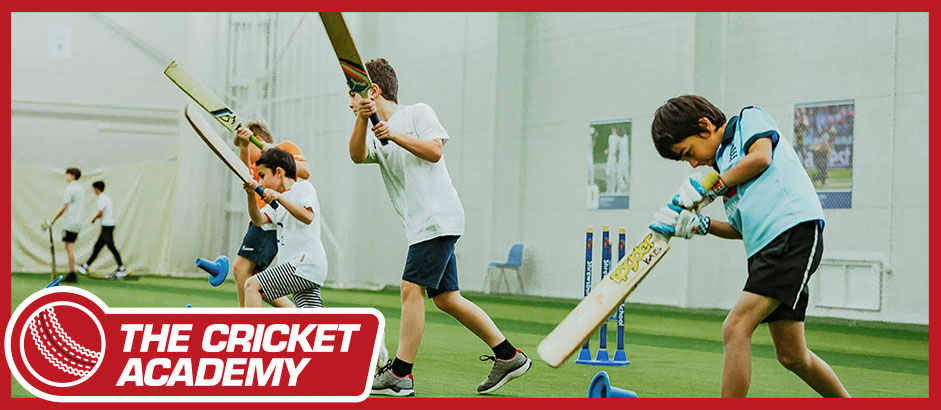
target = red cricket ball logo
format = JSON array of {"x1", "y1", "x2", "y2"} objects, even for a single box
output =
[{"x1": 20, "y1": 301, "x2": 105, "y2": 387}]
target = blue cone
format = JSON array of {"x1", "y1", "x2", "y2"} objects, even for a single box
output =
[
  {"x1": 587, "y1": 371, "x2": 637, "y2": 398},
  {"x1": 195, "y1": 255, "x2": 229, "y2": 287},
  {"x1": 44, "y1": 275, "x2": 63, "y2": 288}
]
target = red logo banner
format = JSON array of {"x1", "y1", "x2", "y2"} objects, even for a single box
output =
[{"x1": 5, "y1": 287, "x2": 384, "y2": 403}]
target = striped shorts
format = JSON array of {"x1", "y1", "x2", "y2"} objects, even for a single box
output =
[{"x1": 254, "y1": 262, "x2": 323, "y2": 308}]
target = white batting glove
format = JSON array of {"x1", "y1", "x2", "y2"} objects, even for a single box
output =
[
  {"x1": 673, "y1": 176, "x2": 707, "y2": 209},
  {"x1": 649, "y1": 200, "x2": 710, "y2": 239}
]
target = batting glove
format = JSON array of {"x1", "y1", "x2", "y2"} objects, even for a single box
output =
[{"x1": 649, "y1": 198, "x2": 710, "y2": 239}]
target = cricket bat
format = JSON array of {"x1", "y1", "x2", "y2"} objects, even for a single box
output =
[
  {"x1": 164, "y1": 61, "x2": 264, "y2": 149},
  {"x1": 318, "y1": 12, "x2": 387, "y2": 146},
  {"x1": 537, "y1": 172, "x2": 721, "y2": 367},
  {"x1": 184, "y1": 103, "x2": 277, "y2": 209},
  {"x1": 41, "y1": 220, "x2": 56, "y2": 280}
]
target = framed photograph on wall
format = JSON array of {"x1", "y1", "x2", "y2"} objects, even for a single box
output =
[
  {"x1": 793, "y1": 101, "x2": 854, "y2": 209},
  {"x1": 587, "y1": 119, "x2": 631, "y2": 210}
]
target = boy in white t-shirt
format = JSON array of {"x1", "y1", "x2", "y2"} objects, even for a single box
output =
[
  {"x1": 76, "y1": 180, "x2": 126, "y2": 278},
  {"x1": 49, "y1": 167, "x2": 84, "y2": 283},
  {"x1": 349, "y1": 58, "x2": 530, "y2": 397},
  {"x1": 242, "y1": 147, "x2": 327, "y2": 309}
]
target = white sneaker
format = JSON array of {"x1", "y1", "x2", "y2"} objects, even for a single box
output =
[
  {"x1": 75, "y1": 263, "x2": 88, "y2": 275},
  {"x1": 112, "y1": 266, "x2": 127, "y2": 278}
]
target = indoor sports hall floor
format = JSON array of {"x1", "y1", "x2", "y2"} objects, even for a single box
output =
[{"x1": 10, "y1": 272, "x2": 928, "y2": 398}]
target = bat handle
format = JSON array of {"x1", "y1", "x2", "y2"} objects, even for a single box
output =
[
  {"x1": 249, "y1": 135, "x2": 264, "y2": 149},
  {"x1": 255, "y1": 186, "x2": 279, "y2": 209},
  {"x1": 369, "y1": 113, "x2": 389, "y2": 146}
]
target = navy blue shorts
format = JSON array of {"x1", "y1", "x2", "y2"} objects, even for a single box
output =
[
  {"x1": 237, "y1": 222, "x2": 278, "y2": 271},
  {"x1": 403, "y1": 235, "x2": 460, "y2": 298},
  {"x1": 746, "y1": 221, "x2": 823, "y2": 323},
  {"x1": 62, "y1": 230, "x2": 78, "y2": 243}
]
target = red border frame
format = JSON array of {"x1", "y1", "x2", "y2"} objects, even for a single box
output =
[{"x1": 4, "y1": 2, "x2": 937, "y2": 408}]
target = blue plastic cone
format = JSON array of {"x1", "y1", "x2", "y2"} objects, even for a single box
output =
[
  {"x1": 587, "y1": 371, "x2": 637, "y2": 398},
  {"x1": 44, "y1": 275, "x2": 63, "y2": 288},
  {"x1": 195, "y1": 255, "x2": 229, "y2": 287}
]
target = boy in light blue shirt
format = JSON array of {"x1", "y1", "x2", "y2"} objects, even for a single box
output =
[{"x1": 648, "y1": 95, "x2": 848, "y2": 397}]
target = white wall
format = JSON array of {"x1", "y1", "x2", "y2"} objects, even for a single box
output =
[
  {"x1": 10, "y1": 12, "x2": 928, "y2": 324},
  {"x1": 515, "y1": 12, "x2": 928, "y2": 324},
  {"x1": 12, "y1": 13, "x2": 238, "y2": 275}
]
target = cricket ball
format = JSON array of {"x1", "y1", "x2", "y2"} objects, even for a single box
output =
[{"x1": 20, "y1": 302, "x2": 104, "y2": 387}]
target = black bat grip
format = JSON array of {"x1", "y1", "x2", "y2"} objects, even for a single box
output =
[
  {"x1": 255, "y1": 185, "x2": 279, "y2": 209},
  {"x1": 369, "y1": 113, "x2": 388, "y2": 146}
]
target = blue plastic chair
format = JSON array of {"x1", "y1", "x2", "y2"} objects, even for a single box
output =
[{"x1": 485, "y1": 243, "x2": 524, "y2": 294}]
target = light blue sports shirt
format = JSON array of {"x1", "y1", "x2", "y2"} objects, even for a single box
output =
[{"x1": 714, "y1": 106, "x2": 824, "y2": 257}]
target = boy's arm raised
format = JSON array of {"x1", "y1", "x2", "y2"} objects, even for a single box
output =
[
  {"x1": 295, "y1": 159, "x2": 311, "y2": 180},
  {"x1": 708, "y1": 220, "x2": 743, "y2": 239},
  {"x1": 719, "y1": 137, "x2": 773, "y2": 187},
  {"x1": 273, "y1": 195, "x2": 314, "y2": 225},
  {"x1": 243, "y1": 181, "x2": 267, "y2": 226},
  {"x1": 374, "y1": 121, "x2": 443, "y2": 163},
  {"x1": 349, "y1": 98, "x2": 374, "y2": 164}
]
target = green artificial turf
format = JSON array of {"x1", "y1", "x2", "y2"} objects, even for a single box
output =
[{"x1": 9, "y1": 272, "x2": 928, "y2": 398}]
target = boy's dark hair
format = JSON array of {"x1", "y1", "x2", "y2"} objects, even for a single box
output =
[
  {"x1": 92, "y1": 181, "x2": 105, "y2": 191},
  {"x1": 255, "y1": 147, "x2": 296, "y2": 180},
  {"x1": 651, "y1": 95, "x2": 727, "y2": 160},
  {"x1": 245, "y1": 120, "x2": 274, "y2": 143},
  {"x1": 66, "y1": 167, "x2": 82, "y2": 180},
  {"x1": 365, "y1": 58, "x2": 398, "y2": 103}
]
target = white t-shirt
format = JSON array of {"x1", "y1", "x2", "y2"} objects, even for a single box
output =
[
  {"x1": 259, "y1": 180, "x2": 328, "y2": 285},
  {"x1": 61, "y1": 181, "x2": 85, "y2": 233},
  {"x1": 97, "y1": 193, "x2": 116, "y2": 227},
  {"x1": 362, "y1": 103, "x2": 465, "y2": 245}
]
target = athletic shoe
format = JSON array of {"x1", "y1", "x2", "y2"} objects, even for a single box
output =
[
  {"x1": 75, "y1": 263, "x2": 88, "y2": 275},
  {"x1": 476, "y1": 350, "x2": 532, "y2": 395},
  {"x1": 62, "y1": 272, "x2": 78, "y2": 283},
  {"x1": 112, "y1": 267, "x2": 127, "y2": 279},
  {"x1": 371, "y1": 360, "x2": 415, "y2": 397}
]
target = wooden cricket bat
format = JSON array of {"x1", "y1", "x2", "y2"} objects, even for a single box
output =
[
  {"x1": 184, "y1": 103, "x2": 275, "y2": 208},
  {"x1": 164, "y1": 61, "x2": 263, "y2": 149},
  {"x1": 537, "y1": 173, "x2": 721, "y2": 367},
  {"x1": 318, "y1": 12, "x2": 387, "y2": 146},
  {"x1": 42, "y1": 221, "x2": 56, "y2": 280}
]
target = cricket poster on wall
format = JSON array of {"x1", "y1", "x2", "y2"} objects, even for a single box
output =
[
  {"x1": 586, "y1": 119, "x2": 631, "y2": 210},
  {"x1": 793, "y1": 100, "x2": 854, "y2": 209}
]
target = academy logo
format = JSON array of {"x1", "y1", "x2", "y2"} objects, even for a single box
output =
[{"x1": 6, "y1": 287, "x2": 384, "y2": 403}]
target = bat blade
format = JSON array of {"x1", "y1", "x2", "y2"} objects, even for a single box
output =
[
  {"x1": 537, "y1": 231, "x2": 670, "y2": 367},
  {"x1": 319, "y1": 12, "x2": 387, "y2": 145},
  {"x1": 165, "y1": 61, "x2": 242, "y2": 132},
  {"x1": 538, "y1": 172, "x2": 721, "y2": 367},
  {"x1": 319, "y1": 12, "x2": 372, "y2": 98},
  {"x1": 164, "y1": 61, "x2": 262, "y2": 148},
  {"x1": 185, "y1": 103, "x2": 257, "y2": 188}
]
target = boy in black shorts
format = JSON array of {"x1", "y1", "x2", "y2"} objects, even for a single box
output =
[{"x1": 648, "y1": 95, "x2": 849, "y2": 397}]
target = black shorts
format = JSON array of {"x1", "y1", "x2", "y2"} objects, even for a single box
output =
[
  {"x1": 745, "y1": 221, "x2": 823, "y2": 323},
  {"x1": 402, "y1": 235, "x2": 460, "y2": 298},
  {"x1": 236, "y1": 222, "x2": 279, "y2": 271},
  {"x1": 62, "y1": 230, "x2": 78, "y2": 243}
]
